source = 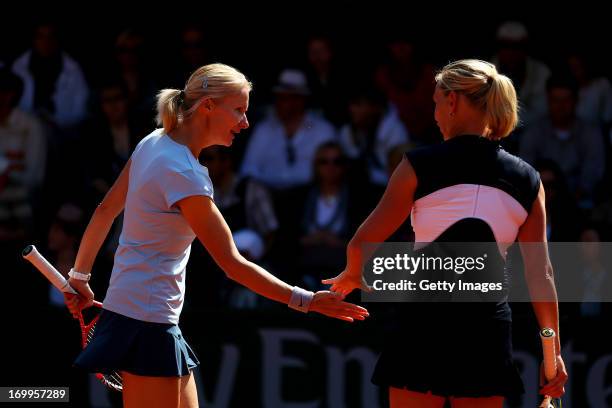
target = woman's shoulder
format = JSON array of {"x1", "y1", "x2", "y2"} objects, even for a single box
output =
[
  {"x1": 133, "y1": 128, "x2": 164, "y2": 149},
  {"x1": 494, "y1": 146, "x2": 541, "y2": 209},
  {"x1": 132, "y1": 130, "x2": 199, "y2": 174},
  {"x1": 496, "y1": 146, "x2": 539, "y2": 181},
  {"x1": 403, "y1": 140, "x2": 446, "y2": 169}
]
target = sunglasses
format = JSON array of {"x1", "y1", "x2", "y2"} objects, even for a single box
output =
[{"x1": 316, "y1": 157, "x2": 344, "y2": 166}]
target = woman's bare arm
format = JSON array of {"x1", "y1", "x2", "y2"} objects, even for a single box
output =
[
  {"x1": 323, "y1": 156, "x2": 417, "y2": 294},
  {"x1": 518, "y1": 182, "x2": 567, "y2": 398},
  {"x1": 518, "y1": 183, "x2": 561, "y2": 351},
  {"x1": 74, "y1": 159, "x2": 131, "y2": 273},
  {"x1": 66, "y1": 159, "x2": 131, "y2": 314},
  {"x1": 177, "y1": 195, "x2": 369, "y2": 322}
]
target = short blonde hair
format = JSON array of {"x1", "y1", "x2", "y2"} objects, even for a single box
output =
[
  {"x1": 156, "y1": 63, "x2": 253, "y2": 133},
  {"x1": 435, "y1": 59, "x2": 518, "y2": 140}
]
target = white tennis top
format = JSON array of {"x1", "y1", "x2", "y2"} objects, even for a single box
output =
[{"x1": 103, "y1": 129, "x2": 214, "y2": 324}]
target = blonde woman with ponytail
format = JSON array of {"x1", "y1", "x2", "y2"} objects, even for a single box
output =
[
  {"x1": 62, "y1": 63, "x2": 369, "y2": 408},
  {"x1": 324, "y1": 59, "x2": 567, "y2": 407}
]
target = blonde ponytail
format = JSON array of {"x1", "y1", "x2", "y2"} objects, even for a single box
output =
[
  {"x1": 435, "y1": 59, "x2": 518, "y2": 140},
  {"x1": 485, "y1": 74, "x2": 518, "y2": 139},
  {"x1": 156, "y1": 89, "x2": 183, "y2": 133}
]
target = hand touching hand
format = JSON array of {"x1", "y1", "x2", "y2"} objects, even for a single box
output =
[
  {"x1": 309, "y1": 291, "x2": 369, "y2": 322},
  {"x1": 322, "y1": 270, "x2": 372, "y2": 297}
]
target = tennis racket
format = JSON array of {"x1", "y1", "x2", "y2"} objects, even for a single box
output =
[
  {"x1": 539, "y1": 328, "x2": 562, "y2": 408},
  {"x1": 22, "y1": 245, "x2": 123, "y2": 392}
]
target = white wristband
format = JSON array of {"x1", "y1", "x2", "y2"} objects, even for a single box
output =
[
  {"x1": 68, "y1": 268, "x2": 91, "y2": 282},
  {"x1": 288, "y1": 286, "x2": 314, "y2": 313}
]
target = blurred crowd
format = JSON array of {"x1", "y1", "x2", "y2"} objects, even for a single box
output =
[{"x1": 2, "y1": 20, "x2": 612, "y2": 317}]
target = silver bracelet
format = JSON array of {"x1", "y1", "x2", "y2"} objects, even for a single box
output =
[
  {"x1": 68, "y1": 268, "x2": 91, "y2": 282},
  {"x1": 288, "y1": 286, "x2": 314, "y2": 313}
]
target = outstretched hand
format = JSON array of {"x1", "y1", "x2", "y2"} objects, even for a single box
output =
[
  {"x1": 322, "y1": 270, "x2": 372, "y2": 297},
  {"x1": 309, "y1": 291, "x2": 369, "y2": 322}
]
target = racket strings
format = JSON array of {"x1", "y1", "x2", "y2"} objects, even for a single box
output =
[
  {"x1": 100, "y1": 373, "x2": 123, "y2": 392},
  {"x1": 80, "y1": 312, "x2": 123, "y2": 392},
  {"x1": 86, "y1": 322, "x2": 96, "y2": 344}
]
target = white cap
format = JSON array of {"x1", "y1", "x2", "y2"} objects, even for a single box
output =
[
  {"x1": 497, "y1": 21, "x2": 528, "y2": 42},
  {"x1": 272, "y1": 69, "x2": 310, "y2": 95}
]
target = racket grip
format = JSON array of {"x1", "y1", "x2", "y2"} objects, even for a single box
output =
[
  {"x1": 22, "y1": 245, "x2": 77, "y2": 295},
  {"x1": 540, "y1": 328, "x2": 557, "y2": 382}
]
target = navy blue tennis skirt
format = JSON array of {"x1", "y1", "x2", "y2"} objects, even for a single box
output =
[
  {"x1": 74, "y1": 309, "x2": 199, "y2": 377},
  {"x1": 371, "y1": 304, "x2": 524, "y2": 398}
]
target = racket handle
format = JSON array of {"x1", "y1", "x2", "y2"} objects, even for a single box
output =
[
  {"x1": 540, "y1": 328, "x2": 558, "y2": 382},
  {"x1": 22, "y1": 245, "x2": 77, "y2": 295}
]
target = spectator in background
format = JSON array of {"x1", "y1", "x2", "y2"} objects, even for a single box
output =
[
  {"x1": 112, "y1": 29, "x2": 157, "y2": 117},
  {"x1": 520, "y1": 74, "x2": 605, "y2": 208},
  {"x1": 565, "y1": 52, "x2": 612, "y2": 211},
  {"x1": 12, "y1": 22, "x2": 89, "y2": 129},
  {"x1": 225, "y1": 229, "x2": 268, "y2": 309},
  {"x1": 577, "y1": 225, "x2": 612, "y2": 319},
  {"x1": 201, "y1": 145, "x2": 278, "y2": 251},
  {"x1": 566, "y1": 51, "x2": 612, "y2": 128},
  {"x1": 339, "y1": 85, "x2": 409, "y2": 186},
  {"x1": 46, "y1": 203, "x2": 85, "y2": 307},
  {"x1": 375, "y1": 33, "x2": 437, "y2": 145},
  {"x1": 83, "y1": 80, "x2": 148, "y2": 205},
  {"x1": 304, "y1": 34, "x2": 348, "y2": 127},
  {"x1": 0, "y1": 68, "x2": 46, "y2": 246},
  {"x1": 241, "y1": 69, "x2": 336, "y2": 189},
  {"x1": 169, "y1": 25, "x2": 211, "y2": 88},
  {"x1": 295, "y1": 142, "x2": 374, "y2": 289},
  {"x1": 536, "y1": 159, "x2": 581, "y2": 241},
  {"x1": 492, "y1": 21, "x2": 550, "y2": 128},
  {"x1": 188, "y1": 145, "x2": 280, "y2": 310},
  {"x1": 79, "y1": 80, "x2": 150, "y2": 268}
]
